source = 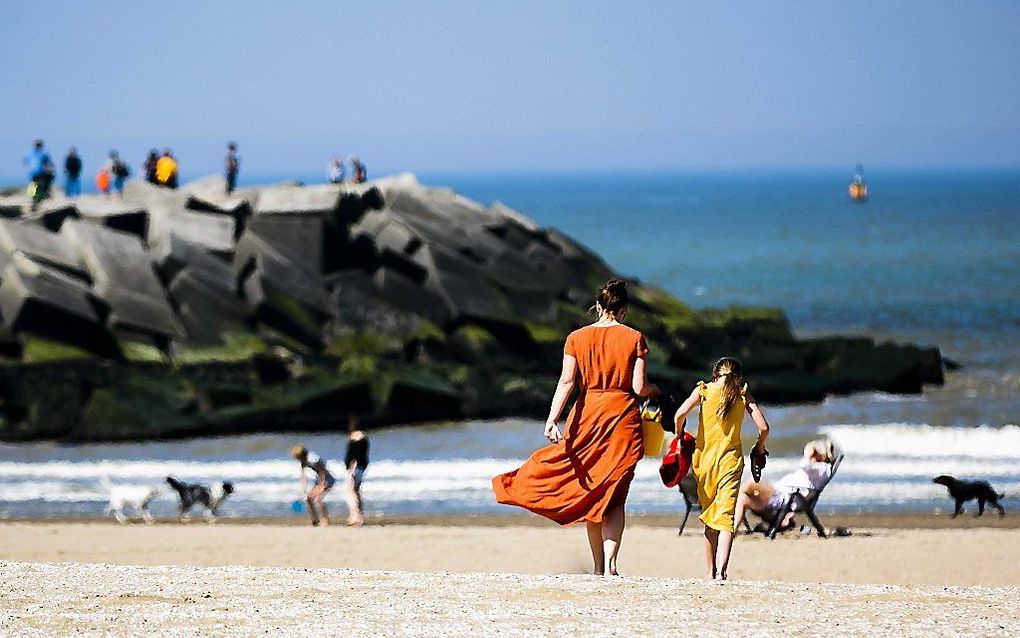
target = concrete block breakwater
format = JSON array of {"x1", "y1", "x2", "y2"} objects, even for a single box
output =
[{"x1": 0, "y1": 174, "x2": 944, "y2": 441}]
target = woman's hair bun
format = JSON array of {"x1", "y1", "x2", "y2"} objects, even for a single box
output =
[{"x1": 597, "y1": 278, "x2": 629, "y2": 313}]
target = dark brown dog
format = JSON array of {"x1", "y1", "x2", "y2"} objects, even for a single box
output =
[{"x1": 933, "y1": 475, "x2": 1006, "y2": 518}]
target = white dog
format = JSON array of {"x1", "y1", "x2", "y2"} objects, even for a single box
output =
[{"x1": 101, "y1": 477, "x2": 160, "y2": 524}]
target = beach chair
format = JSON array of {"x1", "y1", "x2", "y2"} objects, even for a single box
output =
[{"x1": 763, "y1": 454, "x2": 844, "y2": 539}]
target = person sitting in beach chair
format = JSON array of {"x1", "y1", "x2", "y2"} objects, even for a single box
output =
[{"x1": 735, "y1": 439, "x2": 842, "y2": 538}]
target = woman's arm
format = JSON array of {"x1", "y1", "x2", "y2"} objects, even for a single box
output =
[
  {"x1": 544, "y1": 354, "x2": 577, "y2": 442},
  {"x1": 672, "y1": 386, "x2": 702, "y2": 432},
  {"x1": 298, "y1": 464, "x2": 307, "y2": 496},
  {"x1": 745, "y1": 395, "x2": 771, "y2": 452},
  {"x1": 631, "y1": 356, "x2": 659, "y2": 398}
]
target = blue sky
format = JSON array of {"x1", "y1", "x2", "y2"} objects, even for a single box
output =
[{"x1": 2, "y1": 1, "x2": 1018, "y2": 181}]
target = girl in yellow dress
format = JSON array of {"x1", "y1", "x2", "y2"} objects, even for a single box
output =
[{"x1": 673, "y1": 358, "x2": 770, "y2": 580}]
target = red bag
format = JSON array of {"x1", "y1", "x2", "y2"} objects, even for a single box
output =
[{"x1": 659, "y1": 431, "x2": 695, "y2": 488}]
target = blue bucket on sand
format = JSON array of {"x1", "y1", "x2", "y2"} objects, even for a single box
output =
[{"x1": 290, "y1": 499, "x2": 304, "y2": 513}]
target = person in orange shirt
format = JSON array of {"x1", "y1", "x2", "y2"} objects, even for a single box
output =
[
  {"x1": 493, "y1": 279, "x2": 658, "y2": 576},
  {"x1": 95, "y1": 167, "x2": 111, "y2": 195},
  {"x1": 155, "y1": 148, "x2": 178, "y2": 189}
]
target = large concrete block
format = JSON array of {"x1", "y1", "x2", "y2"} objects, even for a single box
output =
[
  {"x1": 68, "y1": 195, "x2": 150, "y2": 240},
  {"x1": 325, "y1": 269, "x2": 422, "y2": 337},
  {"x1": 0, "y1": 219, "x2": 89, "y2": 282},
  {"x1": 168, "y1": 268, "x2": 250, "y2": 344},
  {"x1": 122, "y1": 180, "x2": 187, "y2": 210},
  {"x1": 61, "y1": 220, "x2": 166, "y2": 299},
  {"x1": 350, "y1": 209, "x2": 428, "y2": 283},
  {"x1": 0, "y1": 257, "x2": 116, "y2": 356},
  {"x1": 236, "y1": 233, "x2": 329, "y2": 348},
  {"x1": 61, "y1": 220, "x2": 182, "y2": 341},
  {"x1": 255, "y1": 184, "x2": 340, "y2": 216},
  {"x1": 0, "y1": 193, "x2": 30, "y2": 218},
  {"x1": 103, "y1": 289, "x2": 184, "y2": 343},
  {"x1": 151, "y1": 231, "x2": 235, "y2": 286},
  {"x1": 372, "y1": 265, "x2": 448, "y2": 325},
  {"x1": 245, "y1": 213, "x2": 324, "y2": 275},
  {"x1": 425, "y1": 246, "x2": 513, "y2": 323},
  {"x1": 148, "y1": 205, "x2": 236, "y2": 257}
]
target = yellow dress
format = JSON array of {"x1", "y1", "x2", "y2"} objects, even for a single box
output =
[{"x1": 692, "y1": 380, "x2": 747, "y2": 533}]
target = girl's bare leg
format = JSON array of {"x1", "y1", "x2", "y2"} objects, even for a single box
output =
[
  {"x1": 602, "y1": 503, "x2": 625, "y2": 576},
  {"x1": 703, "y1": 528, "x2": 719, "y2": 579},
  {"x1": 716, "y1": 529, "x2": 735, "y2": 580},
  {"x1": 586, "y1": 522, "x2": 605, "y2": 575},
  {"x1": 307, "y1": 484, "x2": 330, "y2": 526},
  {"x1": 318, "y1": 498, "x2": 331, "y2": 527},
  {"x1": 306, "y1": 492, "x2": 319, "y2": 526},
  {"x1": 734, "y1": 492, "x2": 750, "y2": 533}
]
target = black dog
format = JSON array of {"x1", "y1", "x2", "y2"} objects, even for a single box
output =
[
  {"x1": 165, "y1": 476, "x2": 235, "y2": 521},
  {"x1": 933, "y1": 475, "x2": 1006, "y2": 518}
]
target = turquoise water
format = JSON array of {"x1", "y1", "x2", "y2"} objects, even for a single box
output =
[{"x1": 2, "y1": 170, "x2": 1019, "y2": 518}]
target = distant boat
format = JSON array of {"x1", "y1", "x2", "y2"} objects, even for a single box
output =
[{"x1": 849, "y1": 163, "x2": 868, "y2": 201}]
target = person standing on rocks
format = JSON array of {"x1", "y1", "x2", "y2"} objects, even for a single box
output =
[
  {"x1": 156, "y1": 148, "x2": 179, "y2": 189},
  {"x1": 292, "y1": 445, "x2": 335, "y2": 526},
  {"x1": 493, "y1": 278, "x2": 658, "y2": 576},
  {"x1": 106, "y1": 151, "x2": 130, "y2": 196},
  {"x1": 327, "y1": 155, "x2": 345, "y2": 184},
  {"x1": 23, "y1": 139, "x2": 55, "y2": 208},
  {"x1": 343, "y1": 418, "x2": 370, "y2": 526},
  {"x1": 350, "y1": 155, "x2": 366, "y2": 183},
  {"x1": 225, "y1": 142, "x2": 240, "y2": 193},
  {"x1": 63, "y1": 147, "x2": 83, "y2": 197},
  {"x1": 143, "y1": 149, "x2": 159, "y2": 184}
]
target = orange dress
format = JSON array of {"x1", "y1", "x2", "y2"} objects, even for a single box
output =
[{"x1": 492, "y1": 324, "x2": 647, "y2": 525}]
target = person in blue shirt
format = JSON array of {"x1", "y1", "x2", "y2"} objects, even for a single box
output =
[{"x1": 23, "y1": 139, "x2": 54, "y2": 208}]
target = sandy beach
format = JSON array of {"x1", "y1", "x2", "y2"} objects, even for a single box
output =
[{"x1": 3, "y1": 519, "x2": 1020, "y2": 635}]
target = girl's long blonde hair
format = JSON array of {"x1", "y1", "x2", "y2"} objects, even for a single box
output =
[{"x1": 711, "y1": 357, "x2": 743, "y2": 418}]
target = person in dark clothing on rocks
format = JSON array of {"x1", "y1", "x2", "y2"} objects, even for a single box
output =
[
  {"x1": 107, "y1": 150, "x2": 130, "y2": 196},
  {"x1": 225, "y1": 142, "x2": 240, "y2": 193},
  {"x1": 23, "y1": 139, "x2": 54, "y2": 208},
  {"x1": 64, "y1": 147, "x2": 83, "y2": 197},
  {"x1": 344, "y1": 417, "x2": 370, "y2": 526},
  {"x1": 350, "y1": 155, "x2": 366, "y2": 184},
  {"x1": 143, "y1": 149, "x2": 159, "y2": 184}
]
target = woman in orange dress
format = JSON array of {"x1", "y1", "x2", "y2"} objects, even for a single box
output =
[{"x1": 493, "y1": 278, "x2": 658, "y2": 576}]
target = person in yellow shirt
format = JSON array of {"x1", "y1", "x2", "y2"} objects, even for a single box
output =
[
  {"x1": 672, "y1": 357, "x2": 771, "y2": 580},
  {"x1": 155, "y1": 148, "x2": 179, "y2": 189}
]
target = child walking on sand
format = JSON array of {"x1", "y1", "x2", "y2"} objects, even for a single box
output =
[{"x1": 672, "y1": 358, "x2": 770, "y2": 580}]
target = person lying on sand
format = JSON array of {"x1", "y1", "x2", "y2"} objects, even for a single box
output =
[{"x1": 735, "y1": 439, "x2": 836, "y2": 532}]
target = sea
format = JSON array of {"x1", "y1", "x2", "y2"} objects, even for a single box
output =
[{"x1": 1, "y1": 169, "x2": 1018, "y2": 519}]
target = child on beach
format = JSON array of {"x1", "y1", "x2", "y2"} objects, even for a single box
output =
[
  {"x1": 291, "y1": 445, "x2": 336, "y2": 526},
  {"x1": 672, "y1": 357, "x2": 770, "y2": 580}
]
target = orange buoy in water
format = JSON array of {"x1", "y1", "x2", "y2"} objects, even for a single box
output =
[{"x1": 849, "y1": 163, "x2": 868, "y2": 201}]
